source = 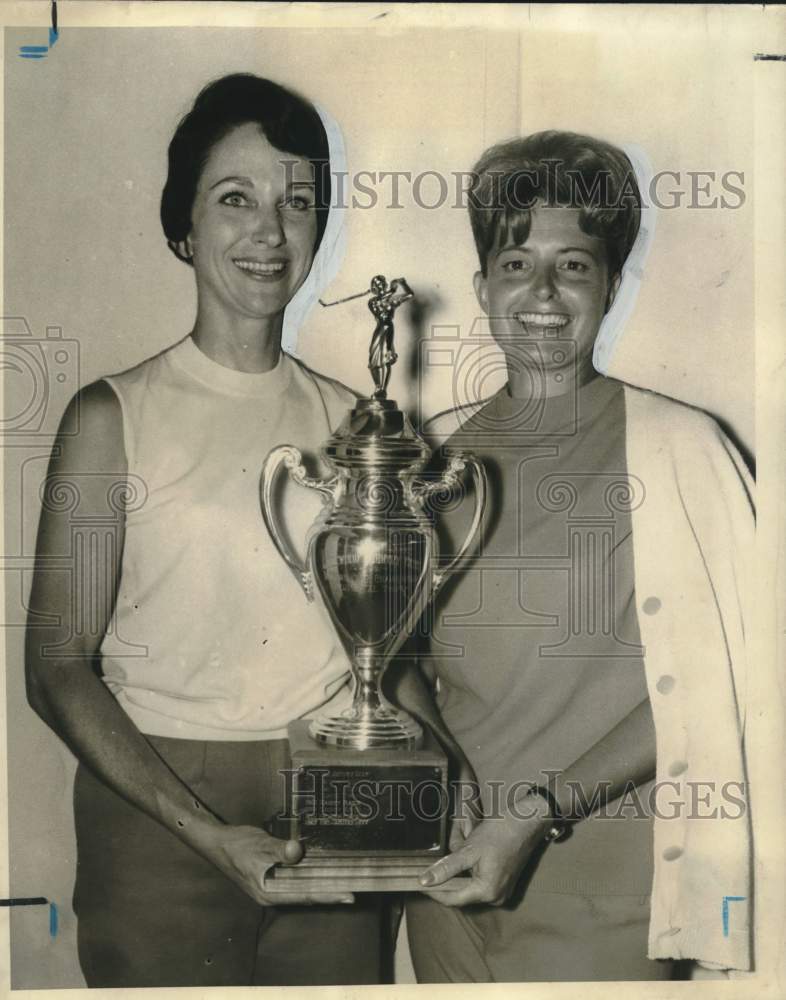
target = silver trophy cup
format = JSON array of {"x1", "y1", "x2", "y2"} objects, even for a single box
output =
[{"x1": 260, "y1": 397, "x2": 486, "y2": 750}]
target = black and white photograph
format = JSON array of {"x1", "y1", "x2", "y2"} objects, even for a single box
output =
[{"x1": 1, "y1": 1, "x2": 783, "y2": 993}]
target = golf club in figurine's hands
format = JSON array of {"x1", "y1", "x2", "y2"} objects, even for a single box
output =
[{"x1": 259, "y1": 276, "x2": 487, "y2": 891}]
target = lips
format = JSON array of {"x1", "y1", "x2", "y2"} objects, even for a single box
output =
[
  {"x1": 513, "y1": 312, "x2": 570, "y2": 328},
  {"x1": 233, "y1": 257, "x2": 288, "y2": 279}
]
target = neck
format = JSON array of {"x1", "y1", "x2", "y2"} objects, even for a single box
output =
[
  {"x1": 506, "y1": 352, "x2": 599, "y2": 401},
  {"x1": 191, "y1": 307, "x2": 284, "y2": 373}
]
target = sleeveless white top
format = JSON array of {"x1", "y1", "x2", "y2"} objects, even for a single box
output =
[{"x1": 100, "y1": 335, "x2": 356, "y2": 740}]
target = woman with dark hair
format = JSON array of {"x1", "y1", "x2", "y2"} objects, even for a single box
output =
[
  {"x1": 405, "y1": 131, "x2": 753, "y2": 982},
  {"x1": 24, "y1": 73, "x2": 387, "y2": 988}
]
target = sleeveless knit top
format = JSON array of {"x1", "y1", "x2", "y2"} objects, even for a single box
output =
[{"x1": 99, "y1": 335, "x2": 356, "y2": 740}]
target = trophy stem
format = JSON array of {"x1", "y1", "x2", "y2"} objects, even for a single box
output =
[{"x1": 309, "y1": 656, "x2": 423, "y2": 750}]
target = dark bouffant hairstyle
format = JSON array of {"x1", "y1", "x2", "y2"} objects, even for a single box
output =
[
  {"x1": 160, "y1": 73, "x2": 331, "y2": 265},
  {"x1": 468, "y1": 131, "x2": 641, "y2": 278}
]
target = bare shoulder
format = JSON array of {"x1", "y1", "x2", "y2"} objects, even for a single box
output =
[{"x1": 53, "y1": 379, "x2": 126, "y2": 474}]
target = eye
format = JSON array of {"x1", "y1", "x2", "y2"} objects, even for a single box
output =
[
  {"x1": 220, "y1": 190, "x2": 250, "y2": 208},
  {"x1": 559, "y1": 259, "x2": 591, "y2": 273},
  {"x1": 501, "y1": 258, "x2": 527, "y2": 273},
  {"x1": 283, "y1": 194, "x2": 314, "y2": 212}
]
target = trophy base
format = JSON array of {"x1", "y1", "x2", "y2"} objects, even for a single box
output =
[
  {"x1": 264, "y1": 853, "x2": 466, "y2": 893},
  {"x1": 267, "y1": 720, "x2": 454, "y2": 893}
]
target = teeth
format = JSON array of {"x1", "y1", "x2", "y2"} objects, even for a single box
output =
[
  {"x1": 234, "y1": 260, "x2": 286, "y2": 275},
  {"x1": 514, "y1": 312, "x2": 570, "y2": 327}
]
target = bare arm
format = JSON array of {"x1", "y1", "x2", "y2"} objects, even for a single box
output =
[
  {"x1": 549, "y1": 696, "x2": 655, "y2": 819},
  {"x1": 384, "y1": 653, "x2": 483, "y2": 831},
  {"x1": 384, "y1": 654, "x2": 472, "y2": 775},
  {"x1": 420, "y1": 696, "x2": 655, "y2": 905},
  {"x1": 26, "y1": 381, "x2": 350, "y2": 906}
]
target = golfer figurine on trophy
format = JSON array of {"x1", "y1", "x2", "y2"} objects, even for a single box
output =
[{"x1": 367, "y1": 275, "x2": 413, "y2": 398}]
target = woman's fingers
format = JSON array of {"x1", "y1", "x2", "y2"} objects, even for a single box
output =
[
  {"x1": 229, "y1": 829, "x2": 354, "y2": 906},
  {"x1": 419, "y1": 845, "x2": 474, "y2": 887}
]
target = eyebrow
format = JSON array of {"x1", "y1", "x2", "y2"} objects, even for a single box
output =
[
  {"x1": 208, "y1": 176, "x2": 315, "y2": 192},
  {"x1": 209, "y1": 175, "x2": 252, "y2": 190},
  {"x1": 494, "y1": 244, "x2": 600, "y2": 259},
  {"x1": 560, "y1": 246, "x2": 599, "y2": 257}
]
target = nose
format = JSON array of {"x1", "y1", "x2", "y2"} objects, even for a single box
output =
[
  {"x1": 251, "y1": 206, "x2": 285, "y2": 248},
  {"x1": 532, "y1": 264, "x2": 557, "y2": 302}
]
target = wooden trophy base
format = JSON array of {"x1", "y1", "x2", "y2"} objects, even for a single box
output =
[{"x1": 263, "y1": 720, "x2": 465, "y2": 893}]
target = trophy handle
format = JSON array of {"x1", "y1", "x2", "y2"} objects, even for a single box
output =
[
  {"x1": 259, "y1": 445, "x2": 338, "y2": 602},
  {"x1": 413, "y1": 454, "x2": 487, "y2": 595}
]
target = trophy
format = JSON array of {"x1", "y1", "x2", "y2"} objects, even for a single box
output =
[{"x1": 259, "y1": 276, "x2": 487, "y2": 891}]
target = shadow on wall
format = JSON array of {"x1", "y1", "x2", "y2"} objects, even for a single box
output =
[
  {"x1": 716, "y1": 415, "x2": 755, "y2": 478},
  {"x1": 404, "y1": 290, "x2": 443, "y2": 429}
]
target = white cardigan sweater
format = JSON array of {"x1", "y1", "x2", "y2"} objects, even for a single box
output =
[
  {"x1": 427, "y1": 382, "x2": 754, "y2": 971},
  {"x1": 624, "y1": 385, "x2": 752, "y2": 971}
]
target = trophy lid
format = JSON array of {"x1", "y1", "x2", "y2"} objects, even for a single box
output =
[{"x1": 323, "y1": 397, "x2": 430, "y2": 472}]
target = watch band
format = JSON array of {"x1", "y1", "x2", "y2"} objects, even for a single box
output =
[{"x1": 526, "y1": 784, "x2": 570, "y2": 843}]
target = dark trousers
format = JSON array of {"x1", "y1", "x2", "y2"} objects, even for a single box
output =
[{"x1": 73, "y1": 735, "x2": 388, "y2": 987}]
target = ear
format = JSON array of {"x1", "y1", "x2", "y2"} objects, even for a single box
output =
[
  {"x1": 175, "y1": 234, "x2": 195, "y2": 260},
  {"x1": 473, "y1": 271, "x2": 489, "y2": 315},
  {"x1": 605, "y1": 272, "x2": 622, "y2": 313}
]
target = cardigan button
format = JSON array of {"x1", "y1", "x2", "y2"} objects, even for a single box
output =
[
  {"x1": 656, "y1": 675, "x2": 676, "y2": 694},
  {"x1": 663, "y1": 846, "x2": 683, "y2": 861},
  {"x1": 642, "y1": 596, "x2": 662, "y2": 615}
]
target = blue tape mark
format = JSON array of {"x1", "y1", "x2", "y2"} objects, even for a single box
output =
[
  {"x1": 17, "y1": 1, "x2": 59, "y2": 59},
  {"x1": 48, "y1": 0, "x2": 58, "y2": 48},
  {"x1": 0, "y1": 897, "x2": 58, "y2": 937},
  {"x1": 722, "y1": 896, "x2": 745, "y2": 937}
]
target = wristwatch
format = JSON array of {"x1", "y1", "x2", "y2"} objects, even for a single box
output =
[{"x1": 525, "y1": 784, "x2": 570, "y2": 843}]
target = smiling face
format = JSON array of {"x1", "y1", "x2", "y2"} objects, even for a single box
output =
[
  {"x1": 183, "y1": 122, "x2": 318, "y2": 328},
  {"x1": 474, "y1": 204, "x2": 620, "y2": 384}
]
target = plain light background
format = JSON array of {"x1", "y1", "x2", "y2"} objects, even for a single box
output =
[{"x1": 1, "y1": 5, "x2": 773, "y2": 990}]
